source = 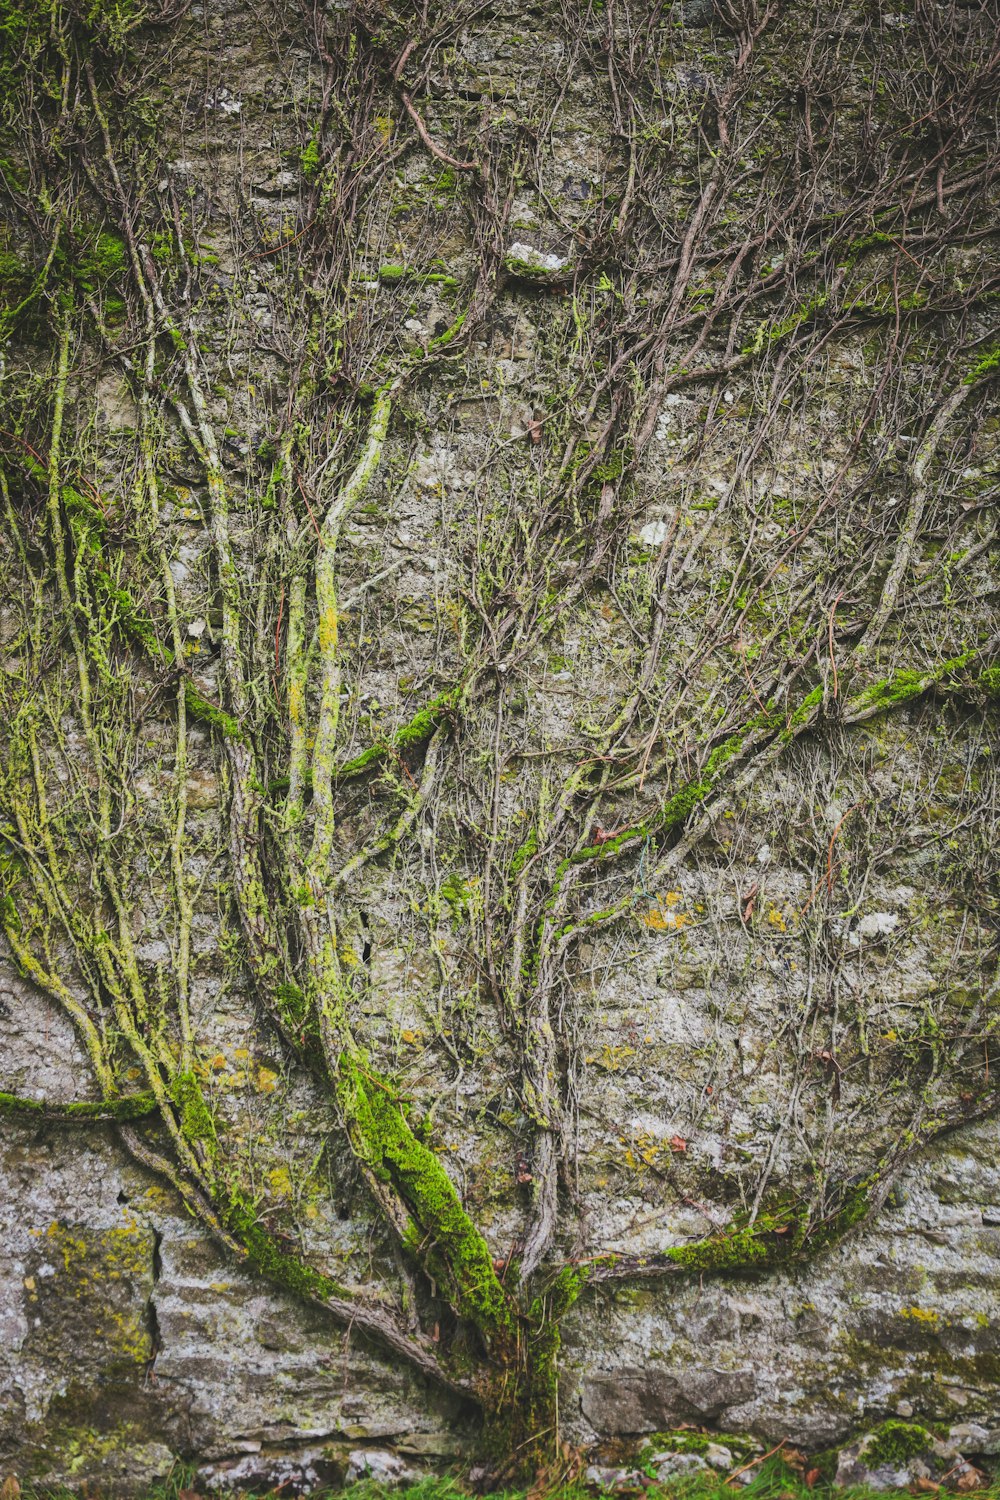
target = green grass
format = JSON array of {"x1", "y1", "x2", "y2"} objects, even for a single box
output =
[{"x1": 13, "y1": 1449, "x2": 1000, "y2": 1500}]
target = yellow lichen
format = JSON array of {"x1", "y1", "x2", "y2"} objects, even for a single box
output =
[
  {"x1": 899, "y1": 1305, "x2": 940, "y2": 1325},
  {"x1": 268, "y1": 1165, "x2": 293, "y2": 1196}
]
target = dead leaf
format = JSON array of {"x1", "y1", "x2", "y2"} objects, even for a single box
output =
[
  {"x1": 1, "y1": 1477, "x2": 21, "y2": 1500},
  {"x1": 955, "y1": 1469, "x2": 987, "y2": 1493},
  {"x1": 910, "y1": 1479, "x2": 940, "y2": 1494},
  {"x1": 593, "y1": 823, "x2": 630, "y2": 844},
  {"x1": 805, "y1": 1470, "x2": 821, "y2": 1489},
  {"x1": 177, "y1": 1490, "x2": 201, "y2": 1500},
  {"x1": 668, "y1": 1135, "x2": 687, "y2": 1152}
]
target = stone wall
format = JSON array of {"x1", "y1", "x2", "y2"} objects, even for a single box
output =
[{"x1": 1, "y1": 0, "x2": 998, "y2": 1485}]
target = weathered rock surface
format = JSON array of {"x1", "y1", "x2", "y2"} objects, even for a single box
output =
[
  {"x1": 4, "y1": 1110, "x2": 1000, "y2": 1481},
  {"x1": 833, "y1": 1423, "x2": 984, "y2": 1492},
  {"x1": 565, "y1": 1121, "x2": 1000, "y2": 1446},
  {"x1": 0, "y1": 1122, "x2": 468, "y2": 1484}
]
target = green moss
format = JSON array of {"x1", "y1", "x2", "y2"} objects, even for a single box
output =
[
  {"x1": 377, "y1": 264, "x2": 459, "y2": 288},
  {"x1": 666, "y1": 1219, "x2": 783, "y2": 1274},
  {"x1": 590, "y1": 445, "x2": 633, "y2": 485},
  {"x1": 742, "y1": 289, "x2": 828, "y2": 356},
  {"x1": 653, "y1": 1431, "x2": 715, "y2": 1456},
  {"x1": 300, "y1": 124, "x2": 321, "y2": 180},
  {"x1": 510, "y1": 827, "x2": 538, "y2": 876},
  {"x1": 964, "y1": 344, "x2": 1000, "y2": 383},
  {"x1": 30, "y1": 480, "x2": 244, "y2": 739},
  {"x1": 863, "y1": 1420, "x2": 935, "y2": 1468},
  {"x1": 640, "y1": 1429, "x2": 758, "y2": 1460},
  {"x1": 852, "y1": 650, "x2": 976, "y2": 715},
  {"x1": 275, "y1": 980, "x2": 309, "y2": 1025},
  {"x1": 91, "y1": 576, "x2": 162, "y2": 655},
  {"x1": 561, "y1": 647, "x2": 988, "y2": 891},
  {"x1": 440, "y1": 871, "x2": 479, "y2": 920},
  {"x1": 503, "y1": 252, "x2": 567, "y2": 282},
  {"x1": 337, "y1": 689, "x2": 456, "y2": 780},
  {"x1": 566, "y1": 711, "x2": 773, "y2": 872},
  {"x1": 182, "y1": 682, "x2": 244, "y2": 740},
  {"x1": 73, "y1": 231, "x2": 126, "y2": 292},
  {"x1": 429, "y1": 165, "x2": 460, "y2": 200},
  {"x1": 169, "y1": 1070, "x2": 216, "y2": 1147},
  {"x1": 337, "y1": 1055, "x2": 513, "y2": 1346},
  {"x1": 223, "y1": 1192, "x2": 354, "y2": 1301},
  {"x1": 781, "y1": 685, "x2": 823, "y2": 737},
  {"x1": 655, "y1": 1176, "x2": 876, "y2": 1279},
  {"x1": 63, "y1": 485, "x2": 106, "y2": 526},
  {"x1": 0, "y1": 247, "x2": 32, "y2": 298},
  {"x1": 273, "y1": 981, "x2": 321, "y2": 1054},
  {"x1": 855, "y1": 668, "x2": 930, "y2": 712},
  {"x1": 424, "y1": 307, "x2": 467, "y2": 353},
  {"x1": 0, "y1": 1091, "x2": 156, "y2": 1121}
]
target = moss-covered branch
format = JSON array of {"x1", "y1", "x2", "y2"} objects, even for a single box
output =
[{"x1": 0, "y1": 1090, "x2": 157, "y2": 1122}]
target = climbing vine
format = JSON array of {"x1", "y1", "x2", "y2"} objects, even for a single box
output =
[{"x1": 1, "y1": 0, "x2": 998, "y2": 1479}]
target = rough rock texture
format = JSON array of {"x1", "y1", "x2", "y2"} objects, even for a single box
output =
[
  {"x1": 833, "y1": 1424, "x2": 983, "y2": 1492},
  {"x1": 566, "y1": 1120, "x2": 1000, "y2": 1447},
  {"x1": 1, "y1": 0, "x2": 999, "y2": 1486},
  {"x1": 10, "y1": 987, "x2": 1000, "y2": 1477},
  {"x1": 0, "y1": 1115, "x2": 468, "y2": 1485}
]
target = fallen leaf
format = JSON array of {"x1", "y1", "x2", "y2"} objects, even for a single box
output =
[
  {"x1": 0, "y1": 1477, "x2": 21, "y2": 1500},
  {"x1": 668, "y1": 1135, "x2": 687, "y2": 1152},
  {"x1": 955, "y1": 1469, "x2": 987, "y2": 1492},
  {"x1": 910, "y1": 1479, "x2": 940, "y2": 1494},
  {"x1": 594, "y1": 824, "x2": 630, "y2": 844},
  {"x1": 805, "y1": 1469, "x2": 821, "y2": 1489}
]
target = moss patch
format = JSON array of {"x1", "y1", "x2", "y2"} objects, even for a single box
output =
[{"x1": 862, "y1": 1420, "x2": 936, "y2": 1468}]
